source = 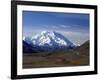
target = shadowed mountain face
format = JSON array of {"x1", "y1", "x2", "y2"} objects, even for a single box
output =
[
  {"x1": 23, "y1": 40, "x2": 40, "y2": 53},
  {"x1": 75, "y1": 40, "x2": 89, "y2": 56},
  {"x1": 23, "y1": 31, "x2": 76, "y2": 53}
]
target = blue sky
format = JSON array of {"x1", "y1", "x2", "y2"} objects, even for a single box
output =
[{"x1": 22, "y1": 11, "x2": 89, "y2": 45}]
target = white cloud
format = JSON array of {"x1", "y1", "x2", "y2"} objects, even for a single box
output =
[
  {"x1": 52, "y1": 25, "x2": 59, "y2": 29},
  {"x1": 60, "y1": 25, "x2": 70, "y2": 28}
]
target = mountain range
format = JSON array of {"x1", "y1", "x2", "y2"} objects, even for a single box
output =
[{"x1": 23, "y1": 31, "x2": 76, "y2": 53}]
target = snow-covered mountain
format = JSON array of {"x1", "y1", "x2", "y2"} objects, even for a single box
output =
[{"x1": 23, "y1": 31, "x2": 75, "y2": 53}]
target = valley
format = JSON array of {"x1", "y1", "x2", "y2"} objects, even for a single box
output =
[{"x1": 23, "y1": 40, "x2": 89, "y2": 68}]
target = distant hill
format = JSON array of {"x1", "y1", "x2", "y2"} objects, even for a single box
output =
[{"x1": 75, "y1": 40, "x2": 89, "y2": 56}]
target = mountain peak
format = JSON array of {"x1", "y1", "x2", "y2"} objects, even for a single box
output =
[
  {"x1": 41, "y1": 31, "x2": 49, "y2": 34},
  {"x1": 41, "y1": 30, "x2": 58, "y2": 34},
  {"x1": 41, "y1": 31, "x2": 55, "y2": 36}
]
